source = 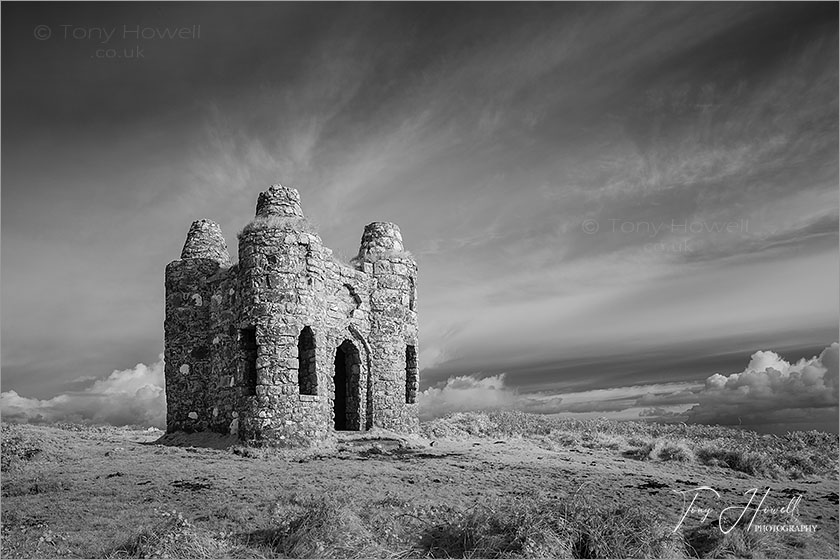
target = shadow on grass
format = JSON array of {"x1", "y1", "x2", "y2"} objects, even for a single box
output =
[{"x1": 149, "y1": 431, "x2": 240, "y2": 450}]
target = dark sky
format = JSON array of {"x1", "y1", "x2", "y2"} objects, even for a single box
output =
[{"x1": 2, "y1": 2, "x2": 838, "y2": 432}]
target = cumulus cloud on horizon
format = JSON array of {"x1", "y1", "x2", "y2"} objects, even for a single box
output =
[
  {"x1": 670, "y1": 342, "x2": 839, "y2": 428},
  {"x1": 1, "y1": 356, "x2": 166, "y2": 428},
  {"x1": 2, "y1": 343, "x2": 837, "y2": 432},
  {"x1": 418, "y1": 343, "x2": 839, "y2": 432},
  {"x1": 417, "y1": 373, "x2": 523, "y2": 420}
]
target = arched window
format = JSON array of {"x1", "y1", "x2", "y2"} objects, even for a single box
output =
[
  {"x1": 240, "y1": 327, "x2": 257, "y2": 396},
  {"x1": 298, "y1": 327, "x2": 317, "y2": 395},
  {"x1": 405, "y1": 345, "x2": 418, "y2": 404}
]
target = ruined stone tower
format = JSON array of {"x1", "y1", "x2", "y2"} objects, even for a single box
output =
[{"x1": 164, "y1": 184, "x2": 419, "y2": 446}]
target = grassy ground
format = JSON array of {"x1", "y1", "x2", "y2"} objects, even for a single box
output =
[
  {"x1": 2, "y1": 412, "x2": 838, "y2": 558},
  {"x1": 422, "y1": 411, "x2": 839, "y2": 479}
]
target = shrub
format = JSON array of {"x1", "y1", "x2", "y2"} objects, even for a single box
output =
[
  {"x1": 695, "y1": 446, "x2": 774, "y2": 476},
  {"x1": 421, "y1": 412, "x2": 498, "y2": 440},
  {"x1": 587, "y1": 433, "x2": 627, "y2": 450},
  {"x1": 550, "y1": 431, "x2": 582, "y2": 447},
  {"x1": 779, "y1": 452, "x2": 818, "y2": 479},
  {"x1": 1, "y1": 424, "x2": 44, "y2": 472},
  {"x1": 626, "y1": 436, "x2": 653, "y2": 448},
  {"x1": 624, "y1": 442, "x2": 655, "y2": 461},
  {"x1": 487, "y1": 410, "x2": 554, "y2": 436},
  {"x1": 650, "y1": 440, "x2": 695, "y2": 463}
]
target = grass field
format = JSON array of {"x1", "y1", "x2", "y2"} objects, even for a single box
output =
[{"x1": 2, "y1": 411, "x2": 838, "y2": 558}]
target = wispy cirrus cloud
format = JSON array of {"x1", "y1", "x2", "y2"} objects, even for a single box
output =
[{"x1": 2, "y1": 3, "x2": 836, "y2": 435}]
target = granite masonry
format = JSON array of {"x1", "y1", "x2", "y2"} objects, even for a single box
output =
[{"x1": 164, "y1": 184, "x2": 419, "y2": 446}]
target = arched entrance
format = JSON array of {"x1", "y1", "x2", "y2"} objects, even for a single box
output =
[{"x1": 334, "y1": 340, "x2": 361, "y2": 431}]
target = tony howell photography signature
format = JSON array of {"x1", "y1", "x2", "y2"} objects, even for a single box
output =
[{"x1": 672, "y1": 486, "x2": 815, "y2": 534}]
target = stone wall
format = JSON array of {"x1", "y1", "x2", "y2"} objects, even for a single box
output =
[
  {"x1": 360, "y1": 223, "x2": 420, "y2": 434},
  {"x1": 163, "y1": 184, "x2": 419, "y2": 446},
  {"x1": 164, "y1": 219, "x2": 231, "y2": 433}
]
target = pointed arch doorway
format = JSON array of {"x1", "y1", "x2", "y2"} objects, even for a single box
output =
[{"x1": 334, "y1": 340, "x2": 361, "y2": 431}]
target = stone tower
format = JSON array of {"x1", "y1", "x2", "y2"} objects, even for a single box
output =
[{"x1": 164, "y1": 184, "x2": 419, "y2": 446}]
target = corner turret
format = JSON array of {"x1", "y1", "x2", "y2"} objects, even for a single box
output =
[
  {"x1": 255, "y1": 184, "x2": 304, "y2": 218},
  {"x1": 180, "y1": 219, "x2": 231, "y2": 266},
  {"x1": 357, "y1": 221, "x2": 405, "y2": 261},
  {"x1": 358, "y1": 221, "x2": 419, "y2": 432},
  {"x1": 165, "y1": 219, "x2": 232, "y2": 433}
]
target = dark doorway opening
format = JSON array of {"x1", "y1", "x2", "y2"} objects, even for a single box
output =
[
  {"x1": 334, "y1": 340, "x2": 361, "y2": 431},
  {"x1": 241, "y1": 327, "x2": 257, "y2": 396}
]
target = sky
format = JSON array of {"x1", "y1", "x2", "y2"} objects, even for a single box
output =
[{"x1": 2, "y1": 2, "x2": 838, "y2": 433}]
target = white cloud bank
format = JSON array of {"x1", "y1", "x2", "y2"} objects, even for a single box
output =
[
  {"x1": 2, "y1": 343, "x2": 836, "y2": 432},
  {"x1": 418, "y1": 374, "x2": 520, "y2": 420},
  {"x1": 676, "y1": 342, "x2": 839, "y2": 427},
  {"x1": 420, "y1": 343, "x2": 839, "y2": 432},
  {"x1": 1, "y1": 355, "x2": 166, "y2": 428}
]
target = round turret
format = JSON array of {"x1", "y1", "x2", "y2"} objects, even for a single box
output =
[
  {"x1": 255, "y1": 184, "x2": 304, "y2": 218},
  {"x1": 358, "y1": 222, "x2": 404, "y2": 260},
  {"x1": 180, "y1": 219, "x2": 231, "y2": 266}
]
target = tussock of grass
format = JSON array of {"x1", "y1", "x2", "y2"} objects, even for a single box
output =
[
  {"x1": 248, "y1": 495, "x2": 389, "y2": 558},
  {"x1": 238, "y1": 215, "x2": 319, "y2": 238},
  {"x1": 694, "y1": 446, "x2": 777, "y2": 477},
  {"x1": 779, "y1": 452, "x2": 819, "y2": 480},
  {"x1": 650, "y1": 439, "x2": 695, "y2": 463},
  {"x1": 419, "y1": 501, "x2": 572, "y2": 558},
  {"x1": 586, "y1": 433, "x2": 625, "y2": 451},
  {"x1": 684, "y1": 510, "x2": 830, "y2": 559},
  {"x1": 552, "y1": 431, "x2": 582, "y2": 447},
  {"x1": 562, "y1": 498, "x2": 686, "y2": 559}
]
